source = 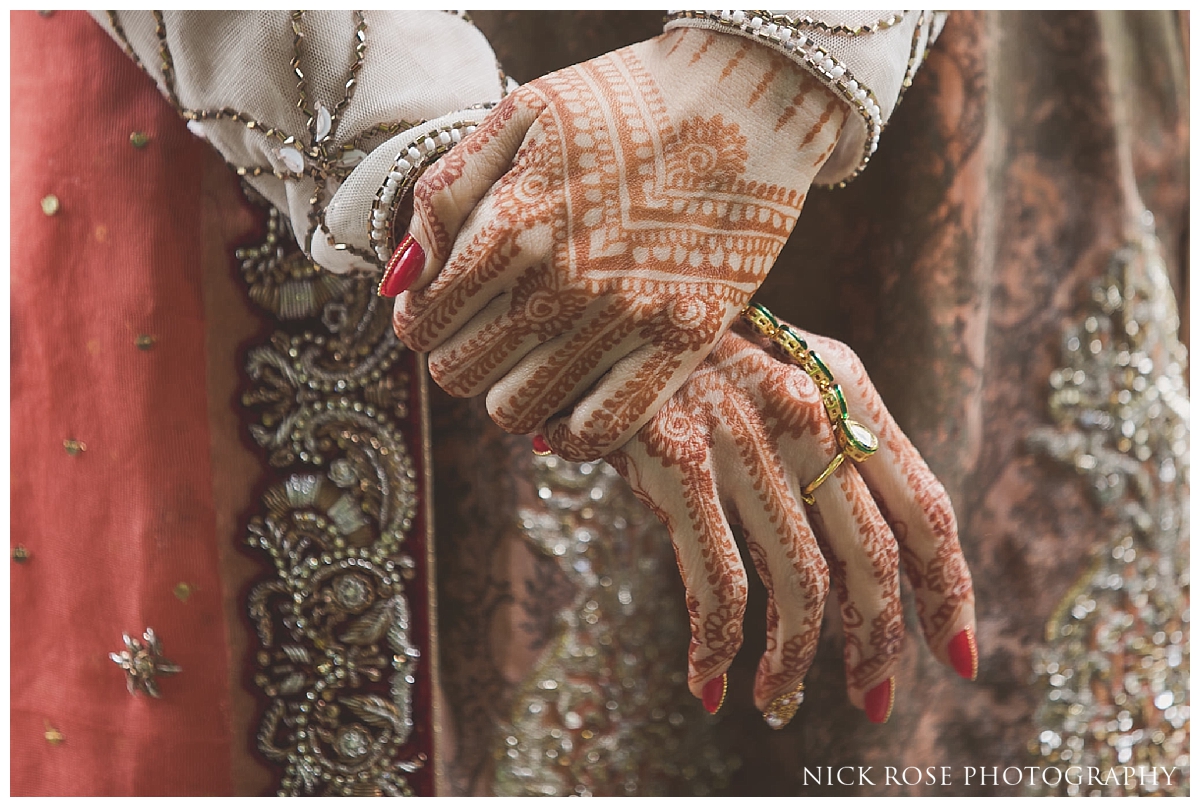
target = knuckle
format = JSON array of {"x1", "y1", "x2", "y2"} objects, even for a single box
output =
[
  {"x1": 545, "y1": 415, "x2": 627, "y2": 464},
  {"x1": 412, "y1": 158, "x2": 447, "y2": 200},
  {"x1": 729, "y1": 568, "x2": 750, "y2": 608},
  {"x1": 810, "y1": 558, "x2": 831, "y2": 606},
  {"x1": 484, "y1": 401, "x2": 529, "y2": 437},
  {"x1": 835, "y1": 340, "x2": 865, "y2": 375},
  {"x1": 878, "y1": 537, "x2": 901, "y2": 576},
  {"x1": 391, "y1": 304, "x2": 414, "y2": 341},
  {"x1": 391, "y1": 303, "x2": 431, "y2": 352},
  {"x1": 426, "y1": 354, "x2": 470, "y2": 398},
  {"x1": 409, "y1": 177, "x2": 444, "y2": 227},
  {"x1": 915, "y1": 474, "x2": 959, "y2": 545},
  {"x1": 813, "y1": 333, "x2": 864, "y2": 376},
  {"x1": 550, "y1": 437, "x2": 605, "y2": 464},
  {"x1": 485, "y1": 385, "x2": 555, "y2": 439},
  {"x1": 507, "y1": 83, "x2": 538, "y2": 106}
]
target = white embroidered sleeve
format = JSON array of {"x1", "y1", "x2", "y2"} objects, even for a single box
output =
[
  {"x1": 664, "y1": 10, "x2": 947, "y2": 185},
  {"x1": 91, "y1": 10, "x2": 507, "y2": 273}
]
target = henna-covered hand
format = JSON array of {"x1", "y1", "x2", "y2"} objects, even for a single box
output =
[
  {"x1": 605, "y1": 322, "x2": 976, "y2": 727},
  {"x1": 390, "y1": 28, "x2": 849, "y2": 461}
]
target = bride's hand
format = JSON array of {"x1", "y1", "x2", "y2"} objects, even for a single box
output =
[
  {"x1": 388, "y1": 28, "x2": 848, "y2": 461},
  {"x1": 603, "y1": 313, "x2": 977, "y2": 727}
]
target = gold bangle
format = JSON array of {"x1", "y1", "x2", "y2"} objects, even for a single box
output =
[
  {"x1": 800, "y1": 451, "x2": 846, "y2": 505},
  {"x1": 740, "y1": 302, "x2": 879, "y2": 464}
]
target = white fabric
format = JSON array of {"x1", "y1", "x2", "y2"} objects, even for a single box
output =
[
  {"x1": 91, "y1": 11, "x2": 504, "y2": 272},
  {"x1": 665, "y1": 10, "x2": 947, "y2": 184}
]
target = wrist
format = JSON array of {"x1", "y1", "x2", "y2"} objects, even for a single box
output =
[
  {"x1": 665, "y1": 10, "x2": 948, "y2": 186},
  {"x1": 640, "y1": 26, "x2": 847, "y2": 190}
]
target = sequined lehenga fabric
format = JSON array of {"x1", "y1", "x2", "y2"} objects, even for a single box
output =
[
  {"x1": 450, "y1": 10, "x2": 1189, "y2": 796},
  {"x1": 12, "y1": 10, "x2": 1184, "y2": 797}
]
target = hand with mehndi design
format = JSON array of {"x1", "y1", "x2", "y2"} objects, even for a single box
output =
[
  {"x1": 388, "y1": 28, "x2": 850, "y2": 461},
  {"x1": 605, "y1": 319, "x2": 977, "y2": 727}
]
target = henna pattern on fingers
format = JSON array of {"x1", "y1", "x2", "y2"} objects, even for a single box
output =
[
  {"x1": 395, "y1": 35, "x2": 848, "y2": 457},
  {"x1": 601, "y1": 322, "x2": 975, "y2": 720}
]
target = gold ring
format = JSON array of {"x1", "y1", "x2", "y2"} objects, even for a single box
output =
[{"x1": 801, "y1": 451, "x2": 846, "y2": 505}]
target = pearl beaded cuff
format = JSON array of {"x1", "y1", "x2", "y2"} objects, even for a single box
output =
[
  {"x1": 314, "y1": 105, "x2": 496, "y2": 275},
  {"x1": 366, "y1": 115, "x2": 487, "y2": 265}
]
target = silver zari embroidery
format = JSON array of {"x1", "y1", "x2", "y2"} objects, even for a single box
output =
[
  {"x1": 493, "y1": 455, "x2": 737, "y2": 796},
  {"x1": 240, "y1": 206, "x2": 424, "y2": 796},
  {"x1": 1026, "y1": 211, "x2": 1189, "y2": 795},
  {"x1": 109, "y1": 628, "x2": 182, "y2": 698}
]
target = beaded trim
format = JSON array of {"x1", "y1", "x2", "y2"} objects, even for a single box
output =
[
  {"x1": 893, "y1": 11, "x2": 934, "y2": 113},
  {"x1": 792, "y1": 11, "x2": 904, "y2": 37},
  {"x1": 151, "y1": 10, "x2": 180, "y2": 109},
  {"x1": 105, "y1": 10, "x2": 144, "y2": 72},
  {"x1": 366, "y1": 116, "x2": 489, "y2": 265}
]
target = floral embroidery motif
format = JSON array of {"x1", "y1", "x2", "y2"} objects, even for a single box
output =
[
  {"x1": 107, "y1": 10, "x2": 429, "y2": 267},
  {"x1": 239, "y1": 203, "x2": 427, "y2": 796},
  {"x1": 108, "y1": 628, "x2": 182, "y2": 698}
]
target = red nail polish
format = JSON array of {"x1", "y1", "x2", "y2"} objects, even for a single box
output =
[
  {"x1": 532, "y1": 435, "x2": 553, "y2": 456},
  {"x1": 865, "y1": 677, "x2": 895, "y2": 724},
  {"x1": 702, "y1": 673, "x2": 727, "y2": 714},
  {"x1": 377, "y1": 235, "x2": 425, "y2": 298},
  {"x1": 948, "y1": 627, "x2": 978, "y2": 681}
]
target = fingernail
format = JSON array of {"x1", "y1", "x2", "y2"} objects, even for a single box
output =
[
  {"x1": 376, "y1": 234, "x2": 425, "y2": 298},
  {"x1": 947, "y1": 627, "x2": 978, "y2": 681},
  {"x1": 532, "y1": 435, "x2": 554, "y2": 456},
  {"x1": 701, "y1": 673, "x2": 727, "y2": 714},
  {"x1": 762, "y1": 680, "x2": 805, "y2": 729},
  {"x1": 865, "y1": 677, "x2": 895, "y2": 724}
]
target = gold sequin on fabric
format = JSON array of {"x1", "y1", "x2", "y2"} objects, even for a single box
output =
[
  {"x1": 135, "y1": 334, "x2": 156, "y2": 350},
  {"x1": 62, "y1": 439, "x2": 85, "y2": 456},
  {"x1": 173, "y1": 582, "x2": 192, "y2": 602},
  {"x1": 493, "y1": 455, "x2": 737, "y2": 796},
  {"x1": 40, "y1": 194, "x2": 59, "y2": 216},
  {"x1": 1026, "y1": 212, "x2": 1189, "y2": 795},
  {"x1": 12, "y1": 545, "x2": 30, "y2": 563},
  {"x1": 239, "y1": 205, "x2": 422, "y2": 796},
  {"x1": 129, "y1": 131, "x2": 150, "y2": 149},
  {"x1": 43, "y1": 722, "x2": 64, "y2": 745}
]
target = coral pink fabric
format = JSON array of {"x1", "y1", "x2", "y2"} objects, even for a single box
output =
[{"x1": 10, "y1": 10, "x2": 249, "y2": 795}]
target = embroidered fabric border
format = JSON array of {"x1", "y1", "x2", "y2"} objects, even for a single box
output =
[{"x1": 237, "y1": 201, "x2": 435, "y2": 795}]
